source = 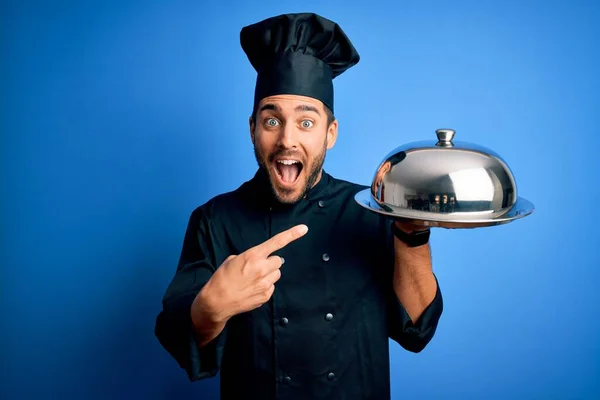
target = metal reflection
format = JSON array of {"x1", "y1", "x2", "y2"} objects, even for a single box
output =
[{"x1": 367, "y1": 129, "x2": 525, "y2": 223}]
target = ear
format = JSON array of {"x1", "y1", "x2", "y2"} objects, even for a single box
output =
[
  {"x1": 249, "y1": 116, "x2": 255, "y2": 144},
  {"x1": 326, "y1": 119, "x2": 338, "y2": 150}
]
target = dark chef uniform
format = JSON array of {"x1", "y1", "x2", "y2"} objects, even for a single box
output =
[{"x1": 154, "y1": 12, "x2": 443, "y2": 400}]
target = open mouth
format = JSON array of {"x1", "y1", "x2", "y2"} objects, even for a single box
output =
[{"x1": 273, "y1": 159, "x2": 303, "y2": 186}]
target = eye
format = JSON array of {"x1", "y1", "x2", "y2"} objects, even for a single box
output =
[
  {"x1": 265, "y1": 118, "x2": 279, "y2": 127},
  {"x1": 301, "y1": 120, "x2": 314, "y2": 128}
]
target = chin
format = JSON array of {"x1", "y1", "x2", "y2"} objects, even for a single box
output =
[
  {"x1": 274, "y1": 191, "x2": 304, "y2": 204},
  {"x1": 269, "y1": 175, "x2": 306, "y2": 204},
  {"x1": 253, "y1": 147, "x2": 320, "y2": 204}
]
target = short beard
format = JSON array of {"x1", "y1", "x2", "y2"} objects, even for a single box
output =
[{"x1": 254, "y1": 140, "x2": 327, "y2": 205}]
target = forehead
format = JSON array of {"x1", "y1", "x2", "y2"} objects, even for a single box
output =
[{"x1": 257, "y1": 94, "x2": 325, "y2": 114}]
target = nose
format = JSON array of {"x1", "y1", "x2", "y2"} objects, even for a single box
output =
[{"x1": 277, "y1": 122, "x2": 298, "y2": 149}]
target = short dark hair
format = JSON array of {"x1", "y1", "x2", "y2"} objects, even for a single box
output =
[{"x1": 250, "y1": 102, "x2": 335, "y2": 126}]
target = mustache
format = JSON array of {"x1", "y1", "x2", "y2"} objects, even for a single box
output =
[{"x1": 268, "y1": 149, "x2": 304, "y2": 163}]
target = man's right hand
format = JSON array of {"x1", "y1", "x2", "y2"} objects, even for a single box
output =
[{"x1": 191, "y1": 224, "x2": 309, "y2": 329}]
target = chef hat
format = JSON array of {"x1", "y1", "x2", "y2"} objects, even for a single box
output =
[{"x1": 240, "y1": 12, "x2": 360, "y2": 114}]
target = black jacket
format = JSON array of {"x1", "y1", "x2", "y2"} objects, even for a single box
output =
[{"x1": 155, "y1": 169, "x2": 443, "y2": 399}]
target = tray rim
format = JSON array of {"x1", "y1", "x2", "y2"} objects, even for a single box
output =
[{"x1": 354, "y1": 188, "x2": 535, "y2": 228}]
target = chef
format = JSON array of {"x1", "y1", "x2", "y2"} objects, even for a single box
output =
[{"x1": 155, "y1": 12, "x2": 444, "y2": 400}]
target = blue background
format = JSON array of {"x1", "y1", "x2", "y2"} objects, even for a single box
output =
[{"x1": 2, "y1": 0, "x2": 599, "y2": 399}]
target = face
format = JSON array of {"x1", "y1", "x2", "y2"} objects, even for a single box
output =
[
  {"x1": 250, "y1": 94, "x2": 338, "y2": 204},
  {"x1": 372, "y1": 161, "x2": 391, "y2": 197}
]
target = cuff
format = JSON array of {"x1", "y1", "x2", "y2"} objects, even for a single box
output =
[
  {"x1": 389, "y1": 273, "x2": 444, "y2": 352},
  {"x1": 188, "y1": 325, "x2": 227, "y2": 381},
  {"x1": 155, "y1": 289, "x2": 226, "y2": 381}
]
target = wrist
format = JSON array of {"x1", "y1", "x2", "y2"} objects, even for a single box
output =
[
  {"x1": 193, "y1": 284, "x2": 229, "y2": 326},
  {"x1": 393, "y1": 220, "x2": 429, "y2": 233},
  {"x1": 391, "y1": 221, "x2": 430, "y2": 247}
]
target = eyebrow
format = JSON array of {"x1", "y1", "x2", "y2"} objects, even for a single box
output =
[
  {"x1": 294, "y1": 104, "x2": 320, "y2": 115},
  {"x1": 258, "y1": 103, "x2": 321, "y2": 115},
  {"x1": 258, "y1": 103, "x2": 280, "y2": 113}
]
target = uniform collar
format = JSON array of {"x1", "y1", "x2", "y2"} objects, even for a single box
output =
[{"x1": 247, "y1": 167, "x2": 332, "y2": 207}]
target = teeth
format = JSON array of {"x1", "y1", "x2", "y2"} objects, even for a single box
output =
[{"x1": 277, "y1": 160, "x2": 300, "y2": 165}]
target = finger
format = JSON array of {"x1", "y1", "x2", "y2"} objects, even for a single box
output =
[
  {"x1": 264, "y1": 268, "x2": 282, "y2": 285},
  {"x1": 262, "y1": 255, "x2": 285, "y2": 274},
  {"x1": 260, "y1": 284, "x2": 275, "y2": 304},
  {"x1": 253, "y1": 224, "x2": 308, "y2": 257},
  {"x1": 251, "y1": 280, "x2": 276, "y2": 306}
]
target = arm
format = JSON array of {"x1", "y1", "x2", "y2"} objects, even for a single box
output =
[
  {"x1": 385, "y1": 221, "x2": 443, "y2": 352},
  {"x1": 154, "y1": 206, "x2": 227, "y2": 381},
  {"x1": 392, "y1": 224, "x2": 438, "y2": 323},
  {"x1": 155, "y1": 208, "x2": 306, "y2": 381},
  {"x1": 191, "y1": 285, "x2": 228, "y2": 348}
]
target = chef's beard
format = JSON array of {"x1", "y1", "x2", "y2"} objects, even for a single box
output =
[{"x1": 253, "y1": 140, "x2": 327, "y2": 205}]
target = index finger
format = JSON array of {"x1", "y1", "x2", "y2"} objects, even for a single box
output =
[{"x1": 253, "y1": 224, "x2": 309, "y2": 257}]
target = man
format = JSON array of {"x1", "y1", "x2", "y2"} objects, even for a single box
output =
[{"x1": 155, "y1": 12, "x2": 443, "y2": 400}]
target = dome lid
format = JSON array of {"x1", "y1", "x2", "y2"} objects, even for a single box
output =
[{"x1": 355, "y1": 129, "x2": 534, "y2": 228}]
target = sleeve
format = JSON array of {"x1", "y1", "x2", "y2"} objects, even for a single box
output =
[
  {"x1": 154, "y1": 205, "x2": 227, "y2": 381},
  {"x1": 382, "y1": 220, "x2": 444, "y2": 353},
  {"x1": 387, "y1": 273, "x2": 443, "y2": 353}
]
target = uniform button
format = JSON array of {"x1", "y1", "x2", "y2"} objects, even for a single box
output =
[
  {"x1": 283, "y1": 376, "x2": 291, "y2": 384},
  {"x1": 322, "y1": 253, "x2": 330, "y2": 262},
  {"x1": 327, "y1": 372, "x2": 335, "y2": 381},
  {"x1": 318, "y1": 200, "x2": 325, "y2": 208},
  {"x1": 325, "y1": 313, "x2": 333, "y2": 321},
  {"x1": 280, "y1": 317, "x2": 289, "y2": 326}
]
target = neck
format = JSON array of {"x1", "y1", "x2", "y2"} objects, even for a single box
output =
[{"x1": 310, "y1": 168, "x2": 323, "y2": 188}]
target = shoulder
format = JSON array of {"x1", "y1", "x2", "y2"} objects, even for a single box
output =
[
  {"x1": 325, "y1": 175, "x2": 371, "y2": 216},
  {"x1": 187, "y1": 178, "x2": 254, "y2": 224},
  {"x1": 326, "y1": 172, "x2": 369, "y2": 197},
  {"x1": 329, "y1": 175, "x2": 388, "y2": 223},
  {"x1": 325, "y1": 172, "x2": 383, "y2": 221},
  {"x1": 325, "y1": 173, "x2": 392, "y2": 246}
]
